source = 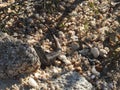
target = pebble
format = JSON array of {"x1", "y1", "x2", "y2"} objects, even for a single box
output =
[
  {"x1": 108, "y1": 83, "x2": 114, "y2": 89},
  {"x1": 70, "y1": 17, "x2": 76, "y2": 22},
  {"x1": 98, "y1": 35, "x2": 105, "y2": 41},
  {"x1": 99, "y1": 49, "x2": 108, "y2": 57},
  {"x1": 58, "y1": 55, "x2": 71, "y2": 65},
  {"x1": 28, "y1": 77, "x2": 38, "y2": 88},
  {"x1": 91, "y1": 47, "x2": 100, "y2": 58},
  {"x1": 91, "y1": 75, "x2": 96, "y2": 79},
  {"x1": 68, "y1": 30, "x2": 75, "y2": 36},
  {"x1": 59, "y1": 5, "x2": 65, "y2": 11},
  {"x1": 90, "y1": 20, "x2": 96, "y2": 27},
  {"x1": 58, "y1": 31, "x2": 65, "y2": 38},
  {"x1": 71, "y1": 35, "x2": 79, "y2": 41},
  {"x1": 79, "y1": 49, "x2": 89, "y2": 56},
  {"x1": 27, "y1": 18, "x2": 34, "y2": 24},
  {"x1": 34, "y1": 13, "x2": 40, "y2": 19},
  {"x1": 54, "y1": 60, "x2": 62, "y2": 66},
  {"x1": 34, "y1": 72, "x2": 41, "y2": 79},
  {"x1": 67, "y1": 64, "x2": 74, "y2": 71},
  {"x1": 70, "y1": 42, "x2": 80, "y2": 51},
  {"x1": 104, "y1": 47, "x2": 110, "y2": 52},
  {"x1": 74, "y1": 61, "x2": 81, "y2": 67},
  {"x1": 53, "y1": 67, "x2": 62, "y2": 74},
  {"x1": 91, "y1": 66, "x2": 100, "y2": 76},
  {"x1": 75, "y1": 67, "x2": 82, "y2": 73},
  {"x1": 13, "y1": 32, "x2": 18, "y2": 37}
]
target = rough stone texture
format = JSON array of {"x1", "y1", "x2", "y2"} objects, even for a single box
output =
[
  {"x1": 52, "y1": 71, "x2": 93, "y2": 90},
  {"x1": 0, "y1": 32, "x2": 40, "y2": 79},
  {"x1": 91, "y1": 47, "x2": 100, "y2": 58}
]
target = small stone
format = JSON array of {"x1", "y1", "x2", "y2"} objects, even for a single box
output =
[
  {"x1": 71, "y1": 11, "x2": 78, "y2": 16},
  {"x1": 70, "y1": 17, "x2": 76, "y2": 22},
  {"x1": 53, "y1": 67, "x2": 61, "y2": 74},
  {"x1": 27, "y1": 18, "x2": 34, "y2": 23},
  {"x1": 13, "y1": 32, "x2": 18, "y2": 37},
  {"x1": 91, "y1": 75, "x2": 96, "y2": 79},
  {"x1": 99, "y1": 49, "x2": 108, "y2": 57},
  {"x1": 75, "y1": 67, "x2": 82, "y2": 73},
  {"x1": 70, "y1": 42, "x2": 80, "y2": 51},
  {"x1": 58, "y1": 31, "x2": 65, "y2": 38},
  {"x1": 8, "y1": 0, "x2": 15, "y2": 3},
  {"x1": 28, "y1": 77, "x2": 38, "y2": 88},
  {"x1": 79, "y1": 49, "x2": 89, "y2": 56},
  {"x1": 50, "y1": 85, "x2": 55, "y2": 90},
  {"x1": 98, "y1": 35, "x2": 105, "y2": 41},
  {"x1": 68, "y1": 31, "x2": 75, "y2": 36},
  {"x1": 68, "y1": 64, "x2": 74, "y2": 71},
  {"x1": 58, "y1": 55, "x2": 71, "y2": 65},
  {"x1": 55, "y1": 84, "x2": 61, "y2": 90},
  {"x1": 71, "y1": 35, "x2": 79, "y2": 41},
  {"x1": 108, "y1": 82, "x2": 114, "y2": 89},
  {"x1": 74, "y1": 61, "x2": 81, "y2": 67},
  {"x1": 90, "y1": 20, "x2": 96, "y2": 27},
  {"x1": 59, "y1": 5, "x2": 65, "y2": 11},
  {"x1": 91, "y1": 66, "x2": 100, "y2": 76},
  {"x1": 91, "y1": 47, "x2": 100, "y2": 58},
  {"x1": 34, "y1": 13, "x2": 39, "y2": 19},
  {"x1": 54, "y1": 60, "x2": 62, "y2": 66},
  {"x1": 104, "y1": 47, "x2": 110, "y2": 52},
  {"x1": 11, "y1": 84, "x2": 19, "y2": 90},
  {"x1": 34, "y1": 72, "x2": 41, "y2": 79}
]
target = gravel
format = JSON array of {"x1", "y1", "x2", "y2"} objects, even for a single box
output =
[{"x1": 0, "y1": 0, "x2": 120, "y2": 89}]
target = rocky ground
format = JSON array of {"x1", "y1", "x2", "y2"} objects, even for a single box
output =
[{"x1": 0, "y1": 0, "x2": 120, "y2": 90}]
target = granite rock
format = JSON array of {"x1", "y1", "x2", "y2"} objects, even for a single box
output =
[
  {"x1": 0, "y1": 32, "x2": 40, "y2": 79},
  {"x1": 52, "y1": 71, "x2": 93, "y2": 90}
]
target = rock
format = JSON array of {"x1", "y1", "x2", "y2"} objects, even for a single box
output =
[
  {"x1": 58, "y1": 55, "x2": 71, "y2": 65},
  {"x1": 91, "y1": 66, "x2": 100, "y2": 76},
  {"x1": 91, "y1": 75, "x2": 96, "y2": 79},
  {"x1": 70, "y1": 42, "x2": 80, "y2": 51},
  {"x1": 99, "y1": 49, "x2": 108, "y2": 57},
  {"x1": 90, "y1": 20, "x2": 96, "y2": 27},
  {"x1": 68, "y1": 31, "x2": 75, "y2": 36},
  {"x1": 91, "y1": 47, "x2": 100, "y2": 58},
  {"x1": 52, "y1": 71, "x2": 93, "y2": 90},
  {"x1": 59, "y1": 4, "x2": 65, "y2": 11},
  {"x1": 58, "y1": 31, "x2": 65, "y2": 38},
  {"x1": 71, "y1": 35, "x2": 79, "y2": 41},
  {"x1": 28, "y1": 77, "x2": 38, "y2": 88},
  {"x1": 79, "y1": 49, "x2": 89, "y2": 56},
  {"x1": 34, "y1": 13, "x2": 39, "y2": 19},
  {"x1": 0, "y1": 32, "x2": 40, "y2": 79}
]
